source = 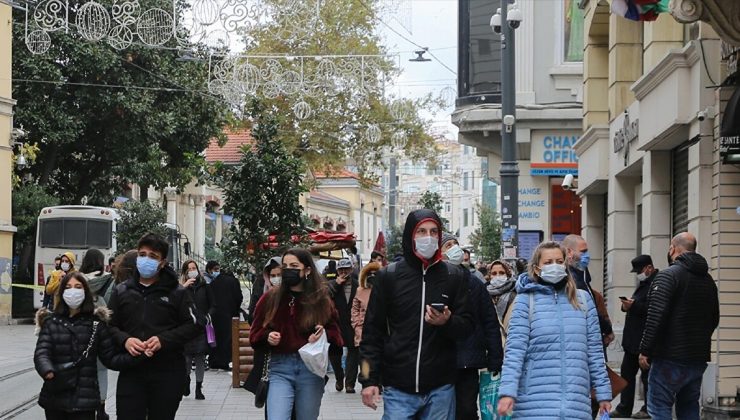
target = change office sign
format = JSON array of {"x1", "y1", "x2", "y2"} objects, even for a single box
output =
[{"x1": 529, "y1": 131, "x2": 580, "y2": 176}]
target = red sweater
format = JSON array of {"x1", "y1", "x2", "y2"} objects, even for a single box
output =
[{"x1": 250, "y1": 290, "x2": 343, "y2": 354}]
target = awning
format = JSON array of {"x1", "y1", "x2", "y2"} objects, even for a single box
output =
[{"x1": 720, "y1": 87, "x2": 740, "y2": 162}]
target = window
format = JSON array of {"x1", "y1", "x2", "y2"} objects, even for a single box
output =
[
  {"x1": 460, "y1": 0, "x2": 502, "y2": 97},
  {"x1": 563, "y1": 0, "x2": 584, "y2": 62},
  {"x1": 463, "y1": 172, "x2": 469, "y2": 190},
  {"x1": 471, "y1": 171, "x2": 475, "y2": 190},
  {"x1": 38, "y1": 218, "x2": 112, "y2": 248},
  {"x1": 446, "y1": 202, "x2": 451, "y2": 212},
  {"x1": 463, "y1": 209, "x2": 469, "y2": 227}
]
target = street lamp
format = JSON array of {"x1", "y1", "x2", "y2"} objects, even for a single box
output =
[{"x1": 492, "y1": 1, "x2": 522, "y2": 260}]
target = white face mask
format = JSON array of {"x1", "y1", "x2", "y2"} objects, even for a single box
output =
[
  {"x1": 491, "y1": 275, "x2": 508, "y2": 283},
  {"x1": 187, "y1": 270, "x2": 198, "y2": 279},
  {"x1": 444, "y1": 245, "x2": 464, "y2": 266},
  {"x1": 61, "y1": 262, "x2": 71, "y2": 272},
  {"x1": 538, "y1": 263, "x2": 567, "y2": 284},
  {"x1": 63, "y1": 288, "x2": 85, "y2": 309},
  {"x1": 637, "y1": 272, "x2": 648, "y2": 282},
  {"x1": 414, "y1": 236, "x2": 439, "y2": 260},
  {"x1": 270, "y1": 276, "x2": 282, "y2": 287}
]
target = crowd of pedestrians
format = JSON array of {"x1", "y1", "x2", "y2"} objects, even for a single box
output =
[{"x1": 31, "y1": 211, "x2": 721, "y2": 420}]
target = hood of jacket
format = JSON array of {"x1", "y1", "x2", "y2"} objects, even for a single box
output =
[
  {"x1": 515, "y1": 273, "x2": 557, "y2": 295},
  {"x1": 35, "y1": 305, "x2": 112, "y2": 327},
  {"x1": 674, "y1": 252, "x2": 709, "y2": 275},
  {"x1": 401, "y1": 209, "x2": 443, "y2": 270},
  {"x1": 359, "y1": 261, "x2": 382, "y2": 288}
]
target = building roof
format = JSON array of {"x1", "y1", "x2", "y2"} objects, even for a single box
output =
[
  {"x1": 314, "y1": 168, "x2": 382, "y2": 188},
  {"x1": 205, "y1": 129, "x2": 254, "y2": 164},
  {"x1": 308, "y1": 190, "x2": 350, "y2": 208}
]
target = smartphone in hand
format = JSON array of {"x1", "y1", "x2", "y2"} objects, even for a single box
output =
[{"x1": 430, "y1": 303, "x2": 445, "y2": 312}]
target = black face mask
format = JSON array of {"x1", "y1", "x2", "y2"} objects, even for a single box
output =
[{"x1": 283, "y1": 268, "x2": 303, "y2": 287}]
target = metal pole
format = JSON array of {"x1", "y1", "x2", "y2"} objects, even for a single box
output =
[
  {"x1": 389, "y1": 156, "x2": 398, "y2": 228},
  {"x1": 499, "y1": 0, "x2": 520, "y2": 259}
]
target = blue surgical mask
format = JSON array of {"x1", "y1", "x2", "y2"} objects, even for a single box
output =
[
  {"x1": 577, "y1": 251, "x2": 590, "y2": 270},
  {"x1": 539, "y1": 264, "x2": 567, "y2": 284},
  {"x1": 211, "y1": 271, "x2": 220, "y2": 280},
  {"x1": 444, "y1": 245, "x2": 464, "y2": 266},
  {"x1": 414, "y1": 236, "x2": 439, "y2": 260},
  {"x1": 136, "y1": 256, "x2": 160, "y2": 279}
]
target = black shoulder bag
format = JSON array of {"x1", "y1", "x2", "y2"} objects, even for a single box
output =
[
  {"x1": 254, "y1": 351, "x2": 270, "y2": 408},
  {"x1": 48, "y1": 320, "x2": 99, "y2": 393}
]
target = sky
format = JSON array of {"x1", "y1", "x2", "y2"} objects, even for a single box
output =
[{"x1": 377, "y1": 0, "x2": 460, "y2": 141}]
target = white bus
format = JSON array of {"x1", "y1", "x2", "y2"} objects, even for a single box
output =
[
  {"x1": 34, "y1": 205, "x2": 189, "y2": 308},
  {"x1": 34, "y1": 206, "x2": 119, "y2": 308}
]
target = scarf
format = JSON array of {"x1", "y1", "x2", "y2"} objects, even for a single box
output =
[{"x1": 488, "y1": 276, "x2": 516, "y2": 320}]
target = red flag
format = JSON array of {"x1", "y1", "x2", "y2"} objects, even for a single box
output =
[{"x1": 373, "y1": 231, "x2": 387, "y2": 265}]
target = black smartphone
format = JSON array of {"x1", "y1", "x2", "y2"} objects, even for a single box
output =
[
  {"x1": 619, "y1": 296, "x2": 629, "y2": 301},
  {"x1": 430, "y1": 303, "x2": 445, "y2": 312}
]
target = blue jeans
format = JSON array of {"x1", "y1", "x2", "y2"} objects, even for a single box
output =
[
  {"x1": 382, "y1": 384, "x2": 456, "y2": 420},
  {"x1": 266, "y1": 353, "x2": 325, "y2": 420},
  {"x1": 647, "y1": 358, "x2": 707, "y2": 420}
]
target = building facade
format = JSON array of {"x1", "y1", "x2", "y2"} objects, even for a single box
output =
[
  {"x1": 577, "y1": 0, "x2": 740, "y2": 411},
  {"x1": 0, "y1": 3, "x2": 15, "y2": 323},
  {"x1": 453, "y1": 0, "x2": 584, "y2": 262}
]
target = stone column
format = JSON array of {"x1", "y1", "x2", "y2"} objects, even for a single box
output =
[
  {"x1": 609, "y1": 14, "x2": 643, "y2": 118},
  {"x1": 0, "y1": 3, "x2": 15, "y2": 323},
  {"x1": 641, "y1": 151, "x2": 672, "y2": 265},
  {"x1": 164, "y1": 188, "x2": 178, "y2": 226},
  {"x1": 581, "y1": 194, "x2": 605, "y2": 292},
  {"x1": 606, "y1": 175, "x2": 638, "y2": 320},
  {"x1": 643, "y1": 14, "x2": 684, "y2": 70},
  {"x1": 193, "y1": 195, "x2": 205, "y2": 258},
  {"x1": 182, "y1": 195, "x2": 194, "y2": 249},
  {"x1": 583, "y1": 1, "x2": 610, "y2": 130},
  {"x1": 215, "y1": 209, "x2": 223, "y2": 246}
]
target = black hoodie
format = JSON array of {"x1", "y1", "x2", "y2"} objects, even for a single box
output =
[
  {"x1": 107, "y1": 265, "x2": 202, "y2": 370},
  {"x1": 639, "y1": 252, "x2": 719, "y2": 362},
  {"x1": 359, "y1": 209, "x2": 474, "y2": 394}
]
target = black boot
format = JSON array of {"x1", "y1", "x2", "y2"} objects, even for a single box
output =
[
  {"x1": 183, "y1": 376, "x2": 191, "y2": 397},
  {"x1": 97, "y1": 402, "x2": 109, "y2": 420},
  {"x1": 195, "y1": 382, "x2": 205, "y2": 400}
]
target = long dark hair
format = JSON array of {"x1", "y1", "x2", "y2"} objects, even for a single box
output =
[
  {"x1": 79, "y1": 249, "x2": 105, "y2": 274},
  {"x1": 114, "y1": 250, "x2": 138, "y2": 284},
  {"x1": 180, "y1": 259, "x2": 202, "y2": 283},
  {"x1": 54, "y1": 272, "x2": 95, "y2": 316},
  {"x1": 262, "y1": 248, "x2": 332, "y2": 332}
]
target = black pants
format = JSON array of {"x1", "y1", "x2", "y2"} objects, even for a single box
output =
[
  {"x1": 455, "y1": 368, "x2": 480, "y2": 420},
  {"x1": 44, "y1": 410, "x2": 95, "y2": 420},
  {"x1": 328, "y1": 345, "x2": 359, "y2": 389},
  {"x1": 616, "y1": 350, "x2": 649, "y2": 414},
  {"x1": 116, "y1": 367, "x2": 186, "y2": 420}
]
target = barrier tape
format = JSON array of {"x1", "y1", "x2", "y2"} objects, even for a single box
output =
[{"x1": 10, "y1": 284, "x2": 45, "y2": 291}]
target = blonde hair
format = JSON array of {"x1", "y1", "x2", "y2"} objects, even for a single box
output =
[{"x1": 528, "y1": 241, "x2": 580, "y2": 309}]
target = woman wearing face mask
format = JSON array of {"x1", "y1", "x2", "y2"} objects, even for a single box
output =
[
  {"x1": 179, "y1": 260, "x2": 214, "y2": 400},
  {"x1": 486, "y1": 260, "x2": 517, "y2": 330},
  {"x1": 44, "y1": 252, "x2": 77, "y2": 310},
  {"x1": 248, "y1": 256, "x2": 282, "y2": 324},
  {"x1": 34, "y1": 273, "x2": 136, "y2": 420},
  {"x1": 249, "y1": 248, "x2": 343, "y2": 420},
  {"x1": 497, "y1": 241, "x2": 612, "y2": 419}
]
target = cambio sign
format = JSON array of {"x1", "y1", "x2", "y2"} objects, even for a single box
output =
[{"x1": 529, "y1": 131, "x2": 580, "y2": 176}]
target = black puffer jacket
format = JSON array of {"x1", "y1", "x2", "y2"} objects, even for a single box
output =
[
  {"x1": 34, "y1": 307, "x2": 135, "y2": 412},
  {"x1": 360, "y1": 209, "x2": 474, "y2": 394},
  {"x1": 107, "y1": 265, "x2": 202, "y2": 371},
  {"x1": 639, "y1": 252, "x2": 719, "y2": 362},
  {"x1": 456, "y1": 269, "x2": 502, "y2": 371},
  {"x1": 184, "y1": 277, "x2": 215, "y2": 355}
]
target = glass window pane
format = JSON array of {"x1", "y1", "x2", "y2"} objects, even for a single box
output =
[
  {"x1": 63, "y1": 219, "x2": 87, "y2": 247},
  {"x1": 87, "y1": 221, "x2": 112, "y2": 248},
  {"x1": 469, "y1": 0, "x2": 502, "y2": 94},
  {"x1": 564, "y1": 0, "x2": 584, "y2": 62},
  {"x1": 39, "y1": 220, "x2": 63, "y2": 247}
]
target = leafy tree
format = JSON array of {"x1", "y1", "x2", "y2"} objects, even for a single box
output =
[
  {"x1": 385, "y1": 224, "x2": 404, "y2": 260},
  {"x1": 214, "y1": 100, "x2": 307, "y2": 275},
  {"x1": 11, "y1": 0, "x2": 230, "y2": 205},
  {"x1": 244, "y1": 0, "x2": 441, "y2": 178},
  {"x1": 11, "y1": 184, "x2": 60, "y2": 282},
  {"x1": 417, "y1": 191, "x2": 444, "y2": 215},
  {"x1": 115, "y1": 200, "x2": 169, "y2": 254},
  {"x1": 469, "y1": 204, "x2": 502, "y2": 262}
]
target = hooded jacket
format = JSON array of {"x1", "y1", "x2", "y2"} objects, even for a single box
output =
[
  {"x1": 639, "y1": 252, "x2": 719, "y2": 362},
  {"x1": 499, "y1": 274, "x2": 611, "y2": 419},
  {"x1": 44, "y1": 251, "x2": 77, "y2": 309},
  {"x1": 107, "y1": 265, "x2": 202, "y2": 370},
  {"x1": 352, "y1": 262, "x2": 381, "y2": 347},
  {"x1": 359, "y1": 209, "x2": 474, "y2": 394},
  {"x1": 34, "y1": 307, "x2": 136, "y2": 412},
  {"x1": 183, "y1": 276, "x2": 216, "y2": 355},
  {"x1": 248, "y1": 257, "x2": 281, "y2": 324}
]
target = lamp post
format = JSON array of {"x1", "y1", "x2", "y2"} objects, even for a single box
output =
[{"x1": 491, "y1": 1, "x2": 522, "y2": 260}]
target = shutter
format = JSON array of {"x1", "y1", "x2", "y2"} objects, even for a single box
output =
[{"x1": 672, "y1": 145, "x2": 690, "y2": 235}]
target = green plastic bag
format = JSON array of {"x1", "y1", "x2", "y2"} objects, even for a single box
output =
[{"x1": 479, "y1": 371, "x2": 512, "y2": 420}]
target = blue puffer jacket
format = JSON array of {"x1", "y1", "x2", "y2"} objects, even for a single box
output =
[{"x1": 499, "y1": 274, "x2": 611, "y2": 420}]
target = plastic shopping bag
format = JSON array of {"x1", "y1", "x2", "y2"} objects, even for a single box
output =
[
  {"x1": 479, "y1": 371, "x2": 512, "y2": 420},
  {"x1": 205, "y1": 316, "x2": 217, "y2": 348},
  {"x1": 298, "y1": 331, "x2": 330, "y2": 377}
]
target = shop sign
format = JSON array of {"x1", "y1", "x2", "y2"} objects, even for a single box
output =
[
  {"x1": 722, "y1": 41, "x2": 740, "y2": 79},
  {"x1": 530, "y1": 131, "x2": 580, "y2": 176},
  {"x1": 613, "y1": 111, "x2": 639, "y2": 165}
]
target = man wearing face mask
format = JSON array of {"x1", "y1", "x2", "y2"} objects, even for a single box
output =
[
  {"x1": 462, "y1": 249, "x2": 486, "y2": 282},
  {"x1": 563, "y1": 234, "x2": 615, "y2": 348},
  {"x1": 206, "y1": 260, "x2": 244, "y2": 371},
  {"x1": 610, "y1": 255, "x2": 657, "y2": 419},
  {"x1": 328, "y1": 258, "x2": 360, "y2": 393},
  {"x1": 441, "y1": 234, "x2": 503, "y2": 420},
  {"x1": 360, "y1": 209, "x2": 475, "y2": 419},
  {"x1": 639, "y1": 233, "x2": 719, "y2": 420},
  {"x1": 107, "y1": 233, "x2": 202, "y2": 419}
]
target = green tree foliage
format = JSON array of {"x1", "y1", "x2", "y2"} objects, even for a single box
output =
[
  {"x1": 214, "y1": 100, "x2": 307, "y2": 274},
  {"x1": 385, "y1": 224, "x2": 404, "y2": 260},
  {"x1": 115, "y1": 200, "x2": 169, "y2": 254},
  {"x1": 245, "y1": 0, "x2": 441, "y2": 178},
  {"x1": 11, "y1": 184, "x2": 60, "y2": 282},
  {"x1": 417, "y1": 191, "x2": 444, "y2": 215},
  {"x1": 469, "y1": 204, "x2": 502, "y2": 262},
  {"x1": 11, "y1": 0, "x2": 230, "y2": 205}
]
